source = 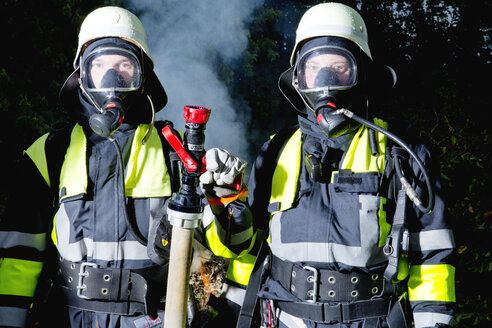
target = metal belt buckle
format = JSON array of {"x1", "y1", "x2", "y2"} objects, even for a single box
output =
[
  {"x1": 303, "y1": 265, "x2": 319, "y2": 303},
  {"x1": 77, "y1": 262, "x2": 98, "y2": 299}
]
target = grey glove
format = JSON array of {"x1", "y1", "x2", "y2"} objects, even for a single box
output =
[{"x1": 200, "y1": 148, "x2": 247, "y2": 215}]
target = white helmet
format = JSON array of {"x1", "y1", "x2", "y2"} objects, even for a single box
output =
[
  {"x1": 290, "y1": 2, "x2": 372, "y2": 66},
  {"x1": 74, "y1": 6, "x2": 152, "y2": 68}
]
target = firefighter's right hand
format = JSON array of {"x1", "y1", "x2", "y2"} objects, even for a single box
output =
[{"x1": 200, "y1": 148, "x2": 248, "y2": 215}]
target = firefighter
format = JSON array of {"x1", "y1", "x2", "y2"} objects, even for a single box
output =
[
  {"x1": 201, "y1": 3, "x2": 456, "y2": 327},
  {"x1": 0, "y1": 6, "x2": 246, "y2": 327}
]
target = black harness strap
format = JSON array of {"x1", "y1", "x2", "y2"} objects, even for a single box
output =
[
  {"x1": 276, "y1": 298, "x2": 390, "y2": 324},
  {"x1": 236, "y1": 124, "x2": 299, "y2": 328},
  {"x1": 58, "y1": 259, "x2": 167, "y2": 317}
]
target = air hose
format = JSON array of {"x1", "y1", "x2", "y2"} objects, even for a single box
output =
[{"x1": 338, "y1": 108, "x2": 435, "y2": 214}]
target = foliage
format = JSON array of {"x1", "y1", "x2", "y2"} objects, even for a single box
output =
[
  {"x1": 0, "y1": 0, "x2": 119, "y2": 215},
  {"x1": 0, "y1": 0, "x2": 490, "y2": 326}
]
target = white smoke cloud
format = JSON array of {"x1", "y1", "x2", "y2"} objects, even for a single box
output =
[{"x1": 123, "y1": 0, "x2": 264, "y2": 163}]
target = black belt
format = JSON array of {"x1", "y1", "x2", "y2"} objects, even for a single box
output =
[
  {"x1": 57, "y1": 258, "x2": 167, "y2": 316},
  {"x1": 277, "y1": 298, "x2": 390, "y2": 324},
  {"x1": 271, "y1": 255, "x2": 384, "y2": 302}
]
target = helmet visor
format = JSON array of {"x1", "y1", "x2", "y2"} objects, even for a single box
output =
[
  {"x1": 297, "y1": 46, "x2": 357, "y2": 92},
  {"x1": 81, "y1": 46, "x2": 142, "y2": 92}
]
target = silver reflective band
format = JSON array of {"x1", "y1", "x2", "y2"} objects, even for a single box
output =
[
  {"x1": 268, "y1": 195, "x2": 388, "y2": 267},
  {"x1": 230, "y1": 226, "x2": 254, "y2": 246},
  {"x1": 220, "y1": 283, "x2": 246, "y2": 306},
  {"x1": 413, "y1": 312, "x2": 454, "y2": 328},
  {"x1": 0, "y1": 231, "x2": 46, "y2": 251},
  {"x1": 0, "y1": 307, "x2": 28, "y2": 327},
  {"x1": 410, "y1": 229, "x2": 455, "y2": 251},
  {"x1": 167, "y1": 207, "x2": 203, "y2": 229}
]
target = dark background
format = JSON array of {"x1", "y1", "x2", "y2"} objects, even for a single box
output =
[{"x1": 0, "y1": 0, "x2": 490, "y2": 326}]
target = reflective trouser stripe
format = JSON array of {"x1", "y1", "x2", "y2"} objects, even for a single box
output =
[
  {"x1": 413, "y1": 312, "x2": 454, "y2": 328},
  {"x1": 220, "y1": 282, "x2": 246, "y2": 306},
  {"x1": 278, "y1": 309, "x2": 307, "y2": 328},
  {"x1": 0, "y1": 258, "x2": 43, "y2": 296},
  {"x1": 408, "y1": 264, "x2": 456, "y2": 302}
]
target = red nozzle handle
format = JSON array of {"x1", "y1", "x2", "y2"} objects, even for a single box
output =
[
  {"x1": 184, "y1": 105, "x2": 211, "y2": 124},
  {"x1": 161, "y1": 125, "x2": 198, "y2": 172}
]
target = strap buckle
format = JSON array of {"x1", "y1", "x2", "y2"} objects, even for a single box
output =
[
  {"x1": 323, "y1": 303, "x2": 344, "y2": 324},
  {"x1": 77, "y1": 262, "x2": 98, "y2": 299},
  {"x1": 303, "y1": 265, "x2": 319, "y2": 303}
]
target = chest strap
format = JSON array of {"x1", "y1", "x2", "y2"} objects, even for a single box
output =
[
  {"x1": 271, "y1": 255, "x2": 384, "y2": 303},
  {"x1": 57, "y1": 259, "x2": 167, "y2": 316}
]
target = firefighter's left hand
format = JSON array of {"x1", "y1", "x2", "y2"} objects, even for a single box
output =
[{"x1": 200, "y1": 148, "x2": 247, "y2": 215}]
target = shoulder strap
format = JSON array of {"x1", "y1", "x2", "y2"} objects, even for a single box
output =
[
  {"x1": 236, "y1": 124, "x2": 298, "y2": 328},
  {"x1": 250, "y1": 124, "x2": 299, "y2": 232}
]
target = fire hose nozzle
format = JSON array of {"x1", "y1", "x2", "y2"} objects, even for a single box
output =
[{"x1": 164, "y1": 105, "x2": 212, "y2": 328}]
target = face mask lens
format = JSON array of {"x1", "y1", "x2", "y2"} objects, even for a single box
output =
[
  {"x1": 82, "y1": 47, "x2": 142, "y2": 91},
  {"x1": 297, "y1": 47, "x2": 357, "y2": 91}
]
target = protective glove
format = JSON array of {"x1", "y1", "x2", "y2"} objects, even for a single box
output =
[{"x1": 200, "y1": 148, "x2": 248, "y2": 215}]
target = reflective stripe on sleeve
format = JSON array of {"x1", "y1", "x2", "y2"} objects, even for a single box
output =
[
  {"x1": 230, "y1": 226, "x2": 254, "y2": 246},
  {"x1": 410, "y1": 229, "x2": 455, "y2": 251},
  {"x1": 205, "y1": 220, "x2": 255, "y2": 260},
  {"x1": 0, "y1": 231, "x2": 46, "y2": 252},
  {"x1": 0, "y1": 258, "x2": 43, "y2": 297},
  {"x1": 408, "y1": 264, "x2": 456, "y2": 302}
]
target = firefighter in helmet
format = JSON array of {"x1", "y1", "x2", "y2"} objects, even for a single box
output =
[
  {"x1": 201, "y1": 3, "x2": 456, "y2": 327},
  {"x1": 0, "y1": 6, "x2": 246, "y2": 327}
]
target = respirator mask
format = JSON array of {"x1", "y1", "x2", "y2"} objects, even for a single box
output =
[
  {"x1": 294, "y1": 37, "x2": 364, "y2": 138},
  {"x1": 79, "y1": 43, "x2": 143, "y2": 137}
]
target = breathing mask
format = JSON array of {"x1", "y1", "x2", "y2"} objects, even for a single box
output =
[
  {"x1": 293, "y1": 37, "x2": 365, "y2": 138},
  {"x1": 79, "y1": 42, "x2": 143, "y2": 137}
]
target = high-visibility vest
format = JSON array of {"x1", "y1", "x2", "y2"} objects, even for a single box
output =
[
  {"x1": 25, "y1": 124, "x2": 173, "y2": 261},
  {"x1": 266, "y1": 119, "x2": 455, "y2": 307}
]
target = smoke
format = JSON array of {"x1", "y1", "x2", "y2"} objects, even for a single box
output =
[{"x1": 123, "y1": 0, "x2": 264, "y2": 164}]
